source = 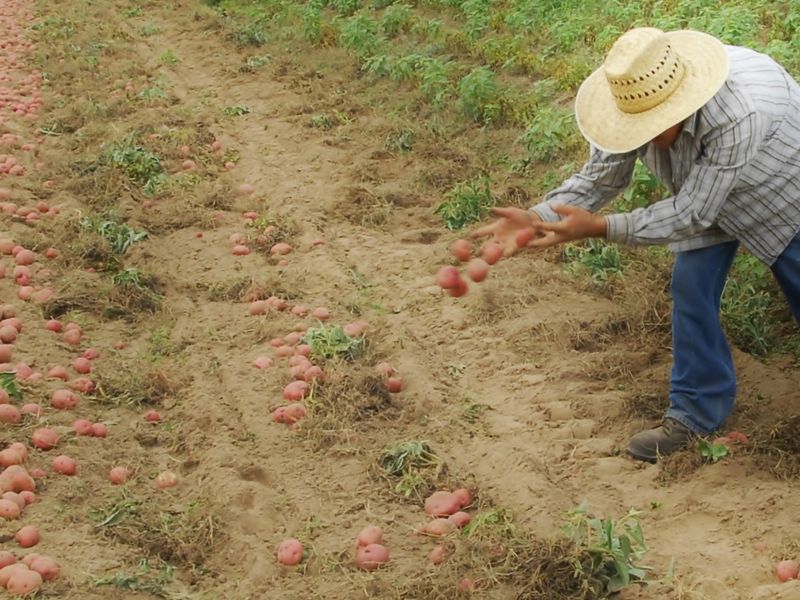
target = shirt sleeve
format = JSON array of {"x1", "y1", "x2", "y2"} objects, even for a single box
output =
[
  {"x1": 605, "y1": 112, "x2": 758, "y2": 244},
  {"x1": 530, "y1": 145, "x2": 637, "y2": 222}
]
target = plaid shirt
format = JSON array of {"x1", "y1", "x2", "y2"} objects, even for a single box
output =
[{"x1": 532, "y1": 45, "x2": 800, "y2": 265}]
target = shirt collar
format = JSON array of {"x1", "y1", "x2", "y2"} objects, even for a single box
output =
[{"x1": 681, "y1": 110, "x2": 701, "y2": 137}]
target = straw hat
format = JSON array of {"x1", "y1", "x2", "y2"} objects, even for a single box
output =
[{"x1": 575, "y1": 27, "x2": 729, "y2": 153}]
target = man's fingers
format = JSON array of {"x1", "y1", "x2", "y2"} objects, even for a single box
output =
[
  {"x1": 469, "y1": 222, "x2": 496, "y2": 239},
  {"x1": 534, "y1": 220, "x2": 568, "y2": 234},
  {"x1": 490, "y1": 206, "x2": 520, "y2": 219},
  {"x1": 528, "y1": 232, "x2": 566, "y2": 248}
]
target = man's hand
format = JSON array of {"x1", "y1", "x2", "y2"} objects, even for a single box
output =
[
  {"x1": 528, "y1": 204, "x2": 607, "y2": 248},
  {"x1": 469, "y1": 206, "x2": 542, "y2": 257}
]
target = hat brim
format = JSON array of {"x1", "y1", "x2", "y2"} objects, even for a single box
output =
[{"x1": 574, "y1": 30, "x2": 730, "y2": 154}]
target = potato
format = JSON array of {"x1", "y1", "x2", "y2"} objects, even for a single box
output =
[
  {"x1": 447, "y1": 511, "x2": 471, "y2": 528},
  {"x1": 277, "y1": 538, "x2": 303, "y2": 566},
  {"x1": 31, "y1": 428, "x2": 58, "y2": 451},
  {"x1": 436, "y1": 266, "x2": 460, "y2": 289},
  {"x1": 355, "y1": 543, "x2": 389, "y2": 571},
  {"x1": 29, "y1": 555, "x2": 59, "y2": 581},
  {"x1": 0, "y1": 466, "x2": 35, "y2": 493},
  {"x1": 52, "y1": 455, "x2": 77, "y2": 476},
  {"x1": 7, "y1": 567, "x2": 42, "y2": 595},
  {"x1": 0, "y1": 499, "x2": 21, "y2": 519},
  {"x1": 424, "y1": 491, "x2": 460, "y2": 517},
  {"x1": 419, "y1": 518, "x2": 454, "y2": 537},
  {"x1": 15, "y1": 526, "x2": 39, "y2": 548},
  {"x1": 356, "y1": 526, "x2": 382, "y2": 548},
  {"x1": 466, "y1": 258, "x2": 489, "y2": 283},
  {"x1": 452, "y1": 488, "x2": 471, "y2": 508},
  {"x1": 776, "y1": 559, "x2": 799, "y2": 582},
  {"x1": 451, "y1": 239, "x2": 472, "y2": 262},
  {"x1": 429, "y1": 544, "x2": 447, "y2": 565},
  {"x1": 0, "y1": 563, "x2": 28, "y2": 587}
]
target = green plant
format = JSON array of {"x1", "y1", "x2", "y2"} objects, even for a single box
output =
[
  {"x1": 458, "y1": 66, "x2": 502, "y2": 124},
  {"x1": 223, "y1": 105, "x2": 251, "y2": 117},
  {"x1": 158, "y1": 49, "x2": 178, "y2": 65},
  {"x1": 0, "y1": 373, "x2": 22, "y2": 402},
  {"x1": 81, "y1": 216, "x2": 149, "y2": 254},
  {"x1": 721, "y1": 254, "x2": 774, "y2": 356},
  {"x1": 332, "y1": 0, "x2": 361, "y2": 16},
  {"x1": 564, "y1": 239, "x2": 623, "y2": 285},
  {"x1": 104, "y1": 138, "x2": 165, "y2": 195},
  {"x1": 123, "y1": 7, "x2": 144, "y2": 17},
  {"x1": 517, "y1": 106, "x2": 578, "y2": 165},
  {"x1": 562, "y1": 505, "x2": 649, "y2": 594},
  {"x1": 301, "y1": 324, "x2": 363, "y2": 361},
  {"x1": 137, "y1": 83, "x2": 168, "y2": 103},
  {"x1": 309, "y1": 113, "x2": 334, "y2": 129},
  {"x1": 339, "y1": 12, "x2": 385, "y2": 58},
  {"x1": 380, "y1": 3, "x2": 412, "y2": 36},
  {"x1": 138, "y1": 24, "x2": 161, "y2": 37},
  {"x1": 378, "y1": 440, "x2": 443, "y2": 498},
  {"x1": 230, "y1": 23, "x2": 266, "y2": 46},
  {"x1": 435, "y1": 176, "x2": 493, "y2": 230},
  {"x1": 90, "y1": 559, "x2": 174, "y2": 595},
  {"x1": 698, "y1": 439, "x2": 729, "y2": 462},
  {"x1": 418, "y1": 57, "x2": 455, "y2": 108},
  {"x1": 613, "y1": 159, "x2": 669, "y2": 212}
]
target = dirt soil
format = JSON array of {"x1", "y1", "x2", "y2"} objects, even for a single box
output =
[{"x1": 1, "y1": 0, "x2": 799, "y2": 599}]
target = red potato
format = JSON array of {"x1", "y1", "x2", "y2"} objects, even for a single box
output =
[
  {"x1": 232, "y1": 244, "x2": 251, "y2": 256},
  {"x1": 8, "y1": 444, "x2": 27, "y2": 463},
  {"x1": 248, "y1": 301, "x2": 268, "y2": 316},
  {"x1": 436, "y1": 266, "x2": 460, "y2": 290},
  {"x1": 0, "y1": 326, "x2": 17, "y2": 343},
  {"x1": 0, "y1": 390, "x2": 7, "y2": 404},
  {"x1": 0, "y1": 405, "x2": 21, "y2": 424},
  {"x1": 0, "y1": 564, "x2": 28, "y2": 588},
  {"x1": 356, "y1": 526, "x2": 383, "y2": 548},
  {"x1": 0, "y1": 499, "x2": 21, "y2": 519},
  {"x1": 0, "y1": 551, "x2": 15, "y2": 569},
  {"x1": 0, "y1": 449, "x2": 24, "y2": 467},
  {"x1": 237, "y1": 183, "x2": 255, "y2": 196},
  {"x1": 52, "y1": 455, "x2": 76, "y2": 476},
  {"x1": 291, "y1": 304, "x2": 308, "y2": 317},
  {"x1": 6, "y1": 568, "x2": 41, "y2": 596},
  {"x1": 90, "y1": 423, "x2": 108, "y2": 438},
  {"x1": 283, "y1": 380, "x2": 309, "y2": 401},
  {"x1": 0, "y1": 345, "x2": 11, "y2": 363},
  {"x1": 15, "y1": 526, "x2": 39, "y2": 548},
  {"x1": 44, "y1": 248, "x2": 58, "y2": 260},
  {"x1": 70, "y1": 378, "x2": 94, "y2": 393},
  {"x1": 420, "y1": 518, "x2": 454, "y2": 537},
  {"x1": 343, "y1": 320, "x2": 368, "y2": 336},
  {"x1": 2, "y1": 493, "x2": 24, "y2": 510},
  {"x1": 0, "y1": 240, "x2": 13, "y2": 254},
  {"x1": 515, "y1": 227, "x2": 537, "y2": 248},
  {"x1": 289, "y1": 364, "x2": 308, "y2": 380},
  {"x1": 727, "y1": 431, "x2": 749, "y2": 443},
  {"x1": 386, "y1": 377, "x2": 403, "y2": 393},
  {"x1": 311, "y1": 307, "x2": 330, "y2": 320},
  {"x1": 355, "y1": 543, "x2": 389, "y2": 571},
  {"x1": 282, "y1": 403, "x2": 307, "y2": 425},
  {"x1": 446, "y1": 277, "x2": 468, "y2": 298},
  {"x1": 144, "y1": 410, "x2": 161, "y2": 423},
  {"x1": 155, "y1": 471, "x2": 179, "y2": 489},
  {"x1": 19, "y1": 492, "x2": 35, "y2": 506},
  {"x1": 73, "y1": 419, "x2": 92, "y2": 436},
  {"x1": 73, "y1": 357, "x2": 92, "y2": 374},
  {"x1": 481, "y1": 242, "x2": 503, "y2": 265},
  {"x1": 181, "y1": 159, "x2": 196, "y2": 172},
  {"x1": 296, "y1": 344, "x2": 311, "y2": 356},
  {"x1": 109, "y1": 466, "x2": 131, "y2": 485},
  {"x1": 284, "y1": 332, "x2": 304, "y2": 346},
  {"x1": 43, "y1": 320, "x2": 60, "y2": 332},
  {"x1": 275, "y1": 345, "x2": 294, "y2": 358},
  {"x1": 451, "y1": 239, "x2": 472, "y2": 262},
  {"x1": 19, "y1": 405, "x2": 39, "y2": 417},
  {"x1": 31, "y1": 429, "x2": 58, "y2": 450},
  {"x1": 429, "y1": 544, "x2": 447, "y2": 565},
  {"x1": 0, "y1": 467, "x2": 36, "y2": 493},
  {"x1": 253, "y1": 356, "x2": 274, "y2": 369},
  {"x1": 467, "y1": 258, "x2": 489, "y2": 283},
  {"x1": 13, "y1": 249, "x2": 34, "y2": 266},
  {"x1": 270, "y1": 243, "x2": 292, "y2": 256},
  {"x1": 457, "y1": 577, "x2": 477, "y2": 593},
  {"x1": 448, "y1": 511, "x2": 472, "y2": 528},
  {"x1": 29, "y1": 555, "x2": 58, "y2": 581},
  {"x1": 51, "y1": 389, "x2": 77, "y2": 410},
  {"x1": 277, "y1": 538, "x2": 303, "y2": 566},
  {"x1": 776, "y1": 559, "x2": 799, "y2": 582},
  {"x1": 303, "y1": 366, "x2": 324, "y2": 383},
  {"x1": 63, "y1": 329, "x2": 81, "y2": 345},
  {"x1": 425, "y1": 491, "x2": 461, "y2": 517},
  {"x1": 81, "y1": 348, "x2": 100, "y2": 360},
  {"x1": 453, "y1": 488, "x2": 471, "y2": 508},
  {"x1": 46, "y1": 366, "x2": 68, "y2": 381}
]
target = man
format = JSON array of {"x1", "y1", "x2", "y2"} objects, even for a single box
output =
[{"x1": 472, "y1": 27, "x2": 800, "y2": 462}]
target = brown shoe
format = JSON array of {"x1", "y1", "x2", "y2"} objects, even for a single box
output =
[{"x1": 627, "y1": 418, "x2": 695, "y2": 462}]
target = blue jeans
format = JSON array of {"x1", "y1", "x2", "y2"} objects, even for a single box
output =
[{"x1": 666, "y1": 232, "x2": 800, "y2": 434}]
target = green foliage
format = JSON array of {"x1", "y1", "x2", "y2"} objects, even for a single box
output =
[
  {"x1": 435, "y1": 176, "x2": 493, "y2": 230},
  {"x1": 0, "y1": 373, "x2": 22, "y2": 402},
  {"x1": 564, "y1": 239, "x2": 623, "y2": 285},
  {"x1": 461, "y1": 0, "x2": 491, "y2": 40},
  {"x1": 419, "y1": 57, "x2": 455, "y2": 108},
  {"x1": 721, "y1": 254, "x2": 774, "y2": 356},
  {"x1": 302, "y1": 1, "x2": 323, "y2": 43},
  {"x1": 339, "y1": 11, "x2": 385, "y2": 58},
  {"x1": 380, "y1": 3, "x2": 412, "y2": 36},
  {"x1": 458, "y1": 66, "x2": 502, "y2": 124},
  {"x1": 230, "y1": 23, "x2": 266, "y2": 46},
  {"x1": 698, "y1": 439, "x2": 729, "y2": 462},
  {"x1": 301, "y1": 324, "x2": 363, "y2": 361},
  {"x1": 562, "y1": 505, "x2": 649, "y2": 594},
  {"x1": 517, "y1": 106, "x2": 578, "y2": 165},
  {"x1": 104, "y1": 138, "x2": 164, "y2": 195},
  {"x1": 81, "y1": 216, "x2": 149, "y2": 255},
  {"x1": 613, "y1": 159, "x2": 669, "y2": 212},
  {"x1": 223, "y1": 105, "x2": 251, "y2": 117},
  {"x1": 90, "y1": 559, "x2": 174, "y2": 595},
  {"x1": 378, "y1": 440, "x2": 443, "y2": 498},
  {"x1": 332, "y1": 0, "x2": 361, "y2": 16}
]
